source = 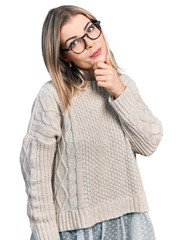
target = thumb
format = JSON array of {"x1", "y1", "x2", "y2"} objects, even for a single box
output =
[{"x1": 105, "y1": 54, "x2": 112, "y2": 66}]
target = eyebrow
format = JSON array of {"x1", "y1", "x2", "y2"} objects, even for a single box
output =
[{"x1": 64, "y1": 21, "x2": 91, "y2": 46}]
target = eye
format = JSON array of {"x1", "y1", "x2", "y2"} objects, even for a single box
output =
[
  {"x1": 87, "y1": 24, "x2": 94, "y2": 33},
  {"x1": 71, "y1": 39, "x2": 78, "y2": 48}
]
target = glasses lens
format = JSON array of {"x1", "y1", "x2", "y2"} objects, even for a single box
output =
[
  {"x1": 71, "y1": 22, "x2": 101, "y2": 54},
  {"x1": 87, "y1": 22, "x2": 101, "y2": 39},
  {"x1": 71, "y1": 38, "x2": 85, "y2": 54}
]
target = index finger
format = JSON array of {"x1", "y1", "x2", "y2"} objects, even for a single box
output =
[{"x1": 93, "y1": 61, "x2": 108, "y2": 70}]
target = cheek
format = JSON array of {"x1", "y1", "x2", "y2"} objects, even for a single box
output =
[
  {"x1": 68, "y1": 53, "x2": 83, "y2": 64},
  {"x1": 102, "y1": 41, "x2": 107, "y2": 52},
  {"x1": 71, "y1": 55, "x2": 80, "y2": 62},
  {"x1": 100, "y1": 34, "x2": 106, "y2": 45},
  {"x1": 72, "y1": 55, "x2": 89, "y2": 68}
]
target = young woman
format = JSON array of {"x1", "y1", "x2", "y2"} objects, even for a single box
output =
[{"x1": 19, "y1": 4, "x2": 163, "y2": 240}]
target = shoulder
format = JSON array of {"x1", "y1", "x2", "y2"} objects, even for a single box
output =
[
  {"x1": 37, "y1": 80, "x2": 63, "y2": 113},
  {"x1": 39, "y1": 80, "x2": 58, "y2": 98}
]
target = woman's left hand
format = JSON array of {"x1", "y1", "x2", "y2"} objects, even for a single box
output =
[{"x1": 93, "y1": 54, "x2": 126, "y2": 99}]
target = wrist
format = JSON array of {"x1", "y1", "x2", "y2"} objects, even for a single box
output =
[{"x1": 113, "y1": 85, "x2": 126, "y2": 99}]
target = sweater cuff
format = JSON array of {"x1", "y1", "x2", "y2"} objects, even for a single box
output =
[
  {"x1": 108, "y1": 84, "x2": 138, "y2": 120},
  {"x1": 30, "y1": 218, "x2": 60, "y2": 240}
]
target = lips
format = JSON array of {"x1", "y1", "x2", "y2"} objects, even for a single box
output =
[{"x1": 91, "y1": 48, "x2": 101, "y2": 57}]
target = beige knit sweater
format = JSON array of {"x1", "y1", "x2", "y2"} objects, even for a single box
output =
[{"x1": 19, "y1": 73, "x2": 163, "y2": 240}]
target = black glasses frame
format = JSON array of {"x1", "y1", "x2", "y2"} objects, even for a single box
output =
[{"x1": 60, "y1": 20, "x2": 101, "y2": 54}]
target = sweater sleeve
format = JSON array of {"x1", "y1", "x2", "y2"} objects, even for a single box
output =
[
  {"x1": 19, "y1": 84, "x2": 62, "y2": 240},
  {"x1": 108, "y1": 74, "x2": 163, "y2": 156}
]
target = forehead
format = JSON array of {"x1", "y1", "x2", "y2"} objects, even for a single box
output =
[{"x1": 60, "y1": 14, "x2": 91, "y2": 42}]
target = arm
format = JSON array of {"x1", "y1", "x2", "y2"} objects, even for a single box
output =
[
  {"x1": 19, "y1": 84, "x2": 62, "y2": 240},
  {"x1": 108, "y1": 74, "x2": 163, "y2": 156}
]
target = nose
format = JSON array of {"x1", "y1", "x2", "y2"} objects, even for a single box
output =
[{"x1": 84, "y1": 35, "x2": 94, "y2": 49}]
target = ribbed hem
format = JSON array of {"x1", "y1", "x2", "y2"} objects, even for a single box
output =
[
  {"x1": 30, "y1": 218, "x2": 60, "y2": 240},
  {"x1": 56, "y1": 194, "x2": 149, "y2": 232},
  {"x1": 108, "y1": 85, "x2": 138, "y2": 120}
]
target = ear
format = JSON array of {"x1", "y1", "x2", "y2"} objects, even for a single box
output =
[{"x1": 60, "y1": 52, "x2": 70, "y2": 62}]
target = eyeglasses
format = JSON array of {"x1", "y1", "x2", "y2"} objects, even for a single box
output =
[{"x1": 60, "y1": 20, "x2": 102, "y2": 54}]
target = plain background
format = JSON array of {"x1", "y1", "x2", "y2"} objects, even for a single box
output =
[{"x1": 0, "y1": 0, "x2": 182, "y2": 239}]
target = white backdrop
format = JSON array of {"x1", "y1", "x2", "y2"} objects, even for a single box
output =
[{"x1": 0, "y1": 0, "x2": 182, "y2": 239}]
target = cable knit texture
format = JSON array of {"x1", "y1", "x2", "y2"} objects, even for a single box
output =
[{"x1": 19, "y1": 73, "x2": 163, "y2": 240}]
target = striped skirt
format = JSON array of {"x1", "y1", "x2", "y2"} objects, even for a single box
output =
[{"x1": 30, "y1": 212, "x2": 156, "y2": 240}]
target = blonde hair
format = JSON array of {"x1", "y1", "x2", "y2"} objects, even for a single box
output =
[{"x1": 42, "y1": 5, "x2": 126, "y2": 113}]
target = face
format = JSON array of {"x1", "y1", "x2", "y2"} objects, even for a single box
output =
[{"x1": 60, "y1": 14, "x2": 107, "y2": 77}]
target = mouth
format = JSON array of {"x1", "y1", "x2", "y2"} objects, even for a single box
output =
[{"x1": 90, "y1": 48, "x2": 101, "y2": 57}]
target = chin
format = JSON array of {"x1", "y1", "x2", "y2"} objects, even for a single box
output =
[
  {"x1": 100, "y1": 52, "x2": 106, "y2": 60},
  {"x1": 94, "y1": 52, "x2": 106, "y2": 62}
]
